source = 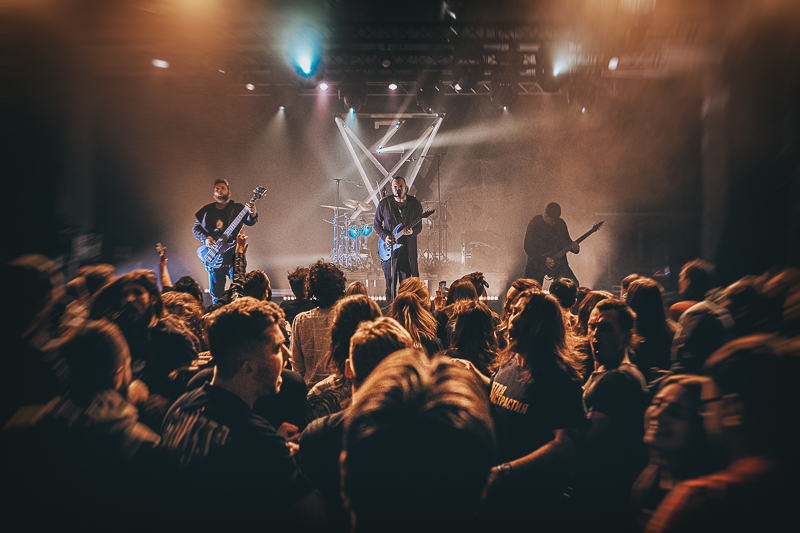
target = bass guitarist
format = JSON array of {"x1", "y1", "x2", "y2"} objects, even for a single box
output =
[
  {"x1": 193, "y1": 178, "x2": 258, "y2": 303},
  {"x1": 373, "y1": 176, "x2": 423, "y2": 301},
  {"x1": 524, "y1": 202, "x2": 580, "y2": 286}
]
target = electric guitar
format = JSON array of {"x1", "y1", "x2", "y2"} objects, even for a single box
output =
[
  {"x1": 196, "y1": 186, "x2": 266, "y2": 271},
  {"x1": 378, "y1": 209, "x2": 435, "y2": 262},
  {"x1": 542, "y1": 221, "x2": 604, "y2": 278}
]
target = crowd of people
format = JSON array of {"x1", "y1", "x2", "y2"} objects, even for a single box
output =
[{"x1": 2, "y1": 240, "x2": 799, "y2": 532}]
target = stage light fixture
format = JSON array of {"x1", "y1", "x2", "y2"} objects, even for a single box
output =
[
  {"x1": 339, "y1": 82, "x2": 368, "y2": 113},
  {"x1": 287, "y1": 24, "x2": 324, "y2": 78},
  {"x1": 319, "y1": 82, "x2": 329, "y2": 91},
  {"x1": 388, "y1": 83, "x2": 398, "y2": 91},
  {"x1": 245, "y1": 84, "x2": 255, "y2": 91},
  {"x1": 416, "y1": 77, "x2": 443, "y2": 113},
  {"x1": 451, "y1": 54, "x2": 484, "y2": 93},
  {"x1": 536, "y1": 48, "x2": 568, "y2": 93},
  {"x1": 152, "y1": 59, "x2": 169, "y2": 69},
  {"x1": 279, "y1": 106, "x2": 285, "y2": 111},
  {"x1": 608, "y1": 57, "x2": 619, "y2": 71}
]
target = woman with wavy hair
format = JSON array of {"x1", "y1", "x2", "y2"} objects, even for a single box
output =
[
  {"x1": 389, "y1": 292, "x2": 442, "y2": 356},
  {"x1": 627, "y1": 277, "x2": 677, "y2": 378},
  {"x1": 457, "y1": 289, "x2": 585, "y2": 530},
  {"x1": 443, "y1": 300, "x2": 499, "y2": 377}
]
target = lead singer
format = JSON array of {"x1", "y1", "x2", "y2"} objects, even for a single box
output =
[{"x1": 373, "y1": 176, "x2": 423, "y2": 301}]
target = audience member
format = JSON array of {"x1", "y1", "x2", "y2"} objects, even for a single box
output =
[
  {"x1": 627, "y1": 278, "x2": 678, "y2": 379},
  {"x1": 81, "y1": 263, "x2": 115, "y2": 296},
  {"x1": 549, "y1": 277, "x2": 579, "y2": 330},
  {"x1": 398, "y1": 276, "x2": 433, "y2": 311},
  {"x1": 306, "y1": 295, "x2": 381, "y2": 421},
  {"x1": 443, "y1": 299, "x2": 499, "y2": 377},
  {"x1": 621, "y1": 273, "x2": 642, "y2": 301},
  {"x1": 389, "y1": 292, "x2": 441, "y2": 355},
  {"x1": 670, "y1": 300, "x2": 734, "y2": 375},
  {"x1": 158, "y1": 298, "x2": 324, "y2": 530},
  {"x1": 435, "y1": 278, "x2": 479, "y2": 345},
  {"x1": 291, "y1": 260, "x2": 346, "y2": 387},
  {"x1": 344, "y1": 280, "x2": 369, "y2": 297},
  {"x1": 669, "y1": 259, "x2": 710, "y2": 321},
  {"x1": 299, "y1": 317, "x2": 414, "y2": 532},
  {"x1": 342, "y1": 349, "x2": 496, "y2": 533},
  {"x1": 281, "y1": 266, "x2": 316, "y2": 325},
  {"x1": 242, "y1": 269, "x2": 272, "y2": 300},
  {"x1": 572, "y1": 285, "x2": 591, "y2": 315},
  {"x1": 646, "y1": 335, "x2": 800, "y2": 532}
]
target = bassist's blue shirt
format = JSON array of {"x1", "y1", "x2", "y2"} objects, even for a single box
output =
[{"x1": 193, "y1": 200, "x2": 257, "y2": 264}]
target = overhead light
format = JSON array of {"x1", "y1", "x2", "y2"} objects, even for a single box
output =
[
  {"x1": 318, "y1": 82, "x2": 329, "y2": 91},
  {"x1": 339, "y1": 82, "x2": 368, "y2": 113},
  {"x1": 288, "y1": 24, "x2": 323, "y2": 78},
  {"x1": 491, "y1": 68, "x2": 518, "y2": 110},
  {"x1": 245, "y1": 84, "x2": 255, "y2": 91},
  {"x1": 279, "y1": 106, "x2": 285, "y2": 111},
  {"x1": 416, "y1": 77, "x2": 443, "y2": 113},
  {"x1": 152, "y1": 59, "x2": 169, "y2": 69},
  {"x1": 388, "y1": 83, "x2": 398, "y2": 91},
  {"x1": 608, "y1": 57, "x2": 619, "y2": 71}
]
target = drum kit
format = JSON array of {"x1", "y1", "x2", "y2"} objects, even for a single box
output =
[{"x1": 321, "y1": 199, "x2": 378, "y2": 271}]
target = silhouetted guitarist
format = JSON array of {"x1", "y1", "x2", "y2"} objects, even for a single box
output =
[{"x1": 524, "y1": 202, "x2": 580, "y2": 286}]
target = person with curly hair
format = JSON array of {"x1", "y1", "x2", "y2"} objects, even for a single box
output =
[{"x1": 291, "y1": 261, "x2": 347, "y2": 387}]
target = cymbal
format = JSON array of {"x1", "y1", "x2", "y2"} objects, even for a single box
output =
[
  {"x1": 320, "y1": 205, "x2": 351, "y2": 210},
  {"x1": 344, "y1": 199, "x2": 372, "y2": 211}
]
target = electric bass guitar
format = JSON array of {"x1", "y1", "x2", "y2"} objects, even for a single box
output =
[
  {"x1": 378, "y1": 209, "x2": 435, "y2": 262},
  {"x1": 196, "y1": 186, "x2": 266, "y2": 271},
  {"x1": 542, "y1": 221, "x2": 605, "y2": 278}
]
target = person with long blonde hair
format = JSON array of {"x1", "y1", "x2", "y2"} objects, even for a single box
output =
[{"x1": 388, "y1": 293, "x2": 442, "y2": 356}]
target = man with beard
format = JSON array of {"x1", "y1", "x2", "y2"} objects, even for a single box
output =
[
  {"x1": 193, "y1": 178, "x2": 258, "y2": 303},
  {"x1": 90, "y1": 270, "x2": 197, "y2": 429},
  {"x1": 373, "y1": 176, "x2": 423, "y2": 301}
]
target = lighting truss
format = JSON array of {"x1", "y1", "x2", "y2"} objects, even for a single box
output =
[{"x1": 335, "y1": 113, "x2": 445, "y2": 221}]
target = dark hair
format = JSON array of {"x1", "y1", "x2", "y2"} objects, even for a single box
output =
[
  {"x1": 448, "y1": 300, "x2": 499, "y2": 375},
  {"x1": 3, "y1": 254, "x2": 61, "y2": 333},
  {"x1": 572, "y1": 286, "x2": 591, "y2": 315},
  {"x1": 161, "y1": 291, "x2": 206, "y2": 351},
  {"x1": 90, "y1": 269, "x2": 163, "y2": 320},
  {"x1": 626, "y1": 278, "x2": 670, "y2": 339},
  {"x1": 389, "y1": 293, "x2": 438, "y2": 348},
  {"x1": 345, "y1": 281, "x2": 369, "y2": 297},
  {"x1": 329, "y1": 295, "x2": 382, "y2": 376},
  {"x1": 575, "y1": 290, "x2": 614, "y2": 336},
  {"x1": 243, "y1": 270, "x2": 271, "y2": 300},
  {"x1": 171, "y1": 275, "x2": 203, "y2": 304},
  {"x1": 462, "y1": 272, "x2": 489, "y2": 298},
  {"x1": 545, "y1": 202, "x2": 562, "y2": 218},
  {"x1": 348, "y1": 317, "x2": 413, "y2": 389},
  {"x1": 343, "y1": 351, "x2": 496, "y2": 532},
  {"x1": 705, "y1": 334, "x2": 800, "y2": 457},
  {"x1": 445, "y1": 278, "x2": 478, "y2": 306},
  {"x1": 594, "y1": 298, "x2": 637, "y2": 334},
  {"x1": 680, "y1": 259, "x2": 710, "y2": 301},
  {"x1": 214, "y1": 178, "x2": 229, "y2": 188},
  {"x1": 287, "y1": 267, "x2": 309, "y2": 299},
  {"x1": 205, "y1": 298, "x2": 284, "y2": 380},
  {"x1": 392, "y1": 176, "x2": 406, "y2": 184},
  {"x1": 621, "y1": 273, "x2": 641, "y2": 299},
  {"x1": 504, "y1": 290, "x2": 582, "y2": 382},
  {"x1": 550, "y1": 277, "x2": 578, "y2": 309},
  {"x1": 83, "y1": 264, "x2": 115, "y2": 295},
  {"x1": 308, "y1": 260, "x2": 346, "y2": 308},
  {"x1": 61, "y1": 319, "x2": 129, "y2": 404}
]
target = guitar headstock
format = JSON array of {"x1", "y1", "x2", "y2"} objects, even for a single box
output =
[
  {"x1": 252, "y1": 186, "x2": 267, "y2": 201},
  {"x1": 591, "y1": 221, "x2": 604, "y2": 233},
  {"x1": 421, "y1": 209, "x2": 436, "y2": 219}
]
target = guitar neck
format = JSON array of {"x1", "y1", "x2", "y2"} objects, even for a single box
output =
[{"x1": 220, "y1": 203, "x2": 252, "y2": 240}]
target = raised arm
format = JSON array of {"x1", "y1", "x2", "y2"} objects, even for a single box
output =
[{"x1": 157, "y1": 244, "x2": 172, "y2": 288}]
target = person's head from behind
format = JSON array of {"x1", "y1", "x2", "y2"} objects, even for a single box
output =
[
  {"x1": 621, "y1": 273, "x2": 641, "y2": 301},
  {"x1": 449, "y1": 300, "x2": 499, "y2": 374},
  {"x1": 626, "y1": 277, "x2": 668, "y2": 334},
  {"x1": 161, "y1": 291, "x2": 205, "y2": 349},
  {"x1": 61, "y1": 319, "x2": 131, "y2": 405},
  {"x1": 445, "y1": 278, "x2": 478, "y2": 306},
  {"x1": 345, "y1": 281, "x2": 369, "y2": 297},
  {"x1": 679, "y1": 259, "x2": 710, "y2": 301},
  {"x1": 673, "y1": 303, "x2": 734, "y2": 375},
  {"x1": 243, "y1": 270, "x2": 271, "y2": 301},
  {"x1": 82, "y1": 264, "x2": 115, "y2": 296},
  {"x1": 90, "y1": 270, "x2": 163, "y2": 328},
  {"x1": 329, "y1": 295, "x2": 382, "y2": 377},
  {"x1": 702, "y1": 334, "x2": 800, "y2": 460},
  {"x1": 171, "y1": 275, "x2": 203, "y2": 304},
  {"x1": 287, "y1": 267, "x2": 309, "y2": 299},
  {"x1": 588, "y1": 299, "x2": 636, "y2": 368},
  {"x1": 346, "y1": 317, "x2": 413, "y2": 389},
  {"x1": 3, "y1": 254, "x2": 64, "y2": 338},
  {"x1": 574, "y1": 290, "x2": 614, "y2": 336},
  {"x1": 308, "y1": 260, "x2": 346, "y2": 308},
  {"x1": 507, "y1": 290, "x2": 566, "y2": 363},
  {"x1": 389, "y1": 292, "x2": 437, "y2": 347},
  {"x1": 342, "y1": 351, "x2": 496, "y2": 532},
  {"x1": 205, "y1": 298, "x2": 286, "y2": 397},
  {"x1": 571, "y1": 286, "x2": 591, "y2": 315},
  {"x1": 397, "y1": 277, "x2": 430, "y2": 307},
  {"x1": 462, "y1": 272, "x2": 489, "y2": 299},
  {"x1": 549, "y1": 277, "x2": 578, "y2": 310}
]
